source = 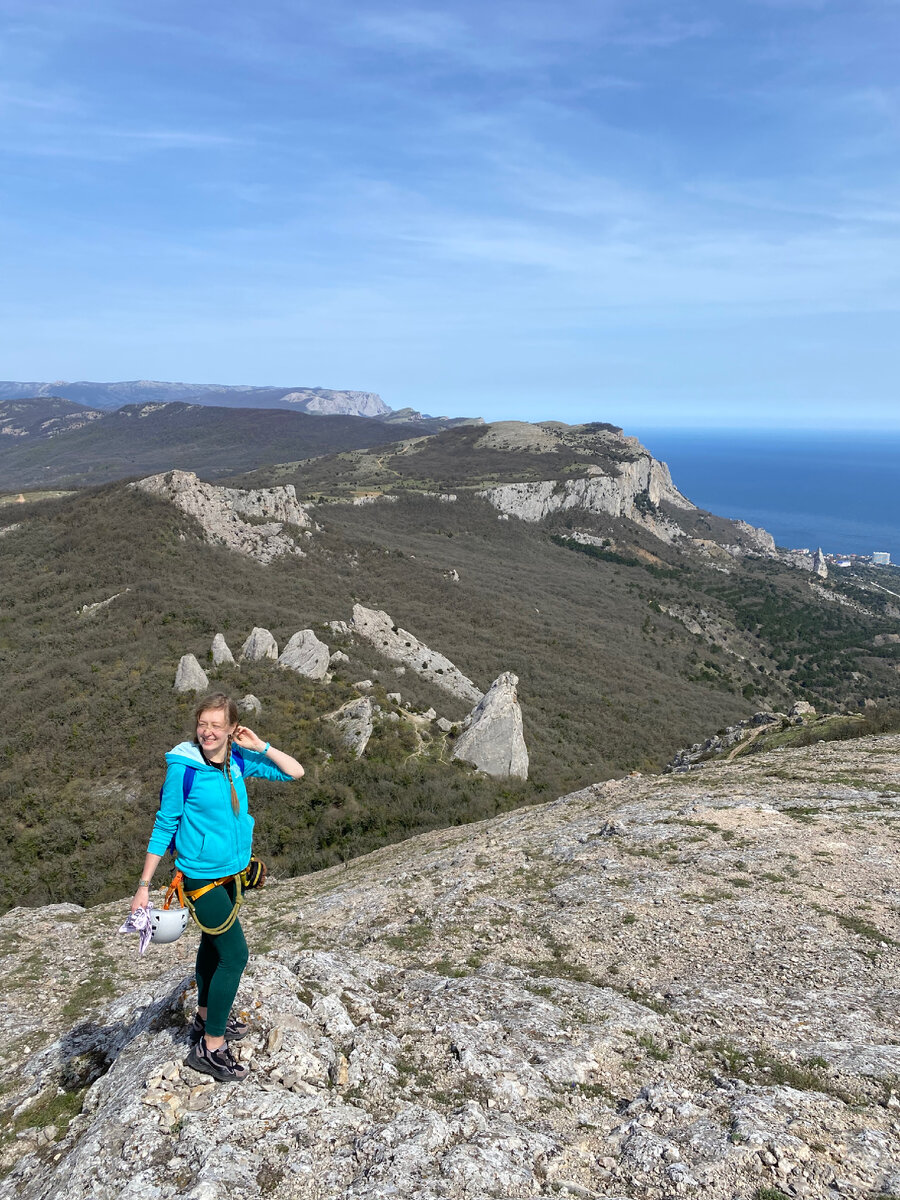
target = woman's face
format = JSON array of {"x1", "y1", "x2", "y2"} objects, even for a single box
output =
[{"x1": 196, "y1": 708, "x2": 236, "y2": 760}]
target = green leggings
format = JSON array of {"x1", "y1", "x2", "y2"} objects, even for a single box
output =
[{"x1": 183, "y1": 875, "x2": 249, "y2": 1038}]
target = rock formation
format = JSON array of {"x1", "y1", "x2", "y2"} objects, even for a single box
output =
[
  {"x1": 813, "y1": 547, "x2": 829, "y2": 578},
  {"x1": 238, "y1": 694, "x2": 262, "y2": 716},
  {"x1": 3, "y1": 733, "x2": 899, "y2": 1199},
  {"x1": 133, "y1": 469, "x2": 312, "y2": 565},
  {"x1": 327, "y1": 696, "x2": 375, "y2": 757},
  {"x1": 479, "y1": 454, "x2": 694, "y2": 541},
  {"x1": 452, "y1": 671, "x2": 529, "y2": 779},
  {"x1": 173, "y1": 653, "x2": 209, "y2": 693},
  {"x1": 210, "y1": 633, "x2": 235, "y2": 666},
  {"x1": 349, "y1": 604, "x2": 483, "y2": 705},
  {"x1": 278, "y1": 630, "x2": 331, "y2": 680},
  {"x1": 240, "y1": 627, "x2": 278, "y2": 662}
]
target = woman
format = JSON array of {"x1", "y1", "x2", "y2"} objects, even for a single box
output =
[{"x1": 132, "y1": 691, "x2": 304, "y2": 1083}]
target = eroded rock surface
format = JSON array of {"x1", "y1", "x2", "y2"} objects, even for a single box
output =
[
  {"x1": 173, "y1": 653, "x2": 209, "y2": 693},
  {"x1": 278, "y1": 630, "x2": 330, "y2": 680},
  {"x1": 452, "y1": 671, "x2": 529, "y2": 779},
  {"x1": 326, "y1": 697, "x2": 375, "y2": 757},
  {"x1": 211, "y1": 633, "x2": 235, "y2": 666},
  {"x1": 2, "y1": 735, "x2": 900, "y2": 1199},
  {"x1": 240, "y1": 627, "x2": 278, "y2": 663},
  {"x1": 349, "y1": 604, "x2": 483, "y2": 704},
  {"x1": 134, "y1": 469, "x2": 311, "y2": 565}
]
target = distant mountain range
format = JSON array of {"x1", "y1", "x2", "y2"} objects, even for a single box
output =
[
  {"x1": 0, "y1": 397, "x2": 437, "y2": 489},
  {"x1": 0, "y1": 379, "x2": 481, "y2": 426}
]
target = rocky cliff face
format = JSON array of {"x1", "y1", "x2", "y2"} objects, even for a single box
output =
[
  {"x1": 2, "y1": 734, "x2": 898, "y2": 1200},
  {"x1": 479, "y1": 455, "x2": 694, "y2": 537},
  {"x1": 134, "y1": 470, "x2": 312, "y2": 565}
]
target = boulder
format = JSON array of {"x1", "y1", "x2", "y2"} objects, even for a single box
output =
[
  {"x1": 211, "y1": 633, "x2": 235, "y2": 666},
  {"x1": 174, "y1": 654, "x2": 209, "y2": 694},
  {"x1": 452, "y1": 672, "x2": 529, "y2": 779},
  {"x1": 238, "y1": 694, "x2": 262, "y2": 716},
  {"x1": 328, "y1": 697, "x2": 375, "y2": 757},
  {"x1": 240, "y1": 627, "x2": 278, "y2": 662},
  {"x1": 330, "y1": 650, "x2": 350, "y2": 665},
  {"x1": 278, "y1": 630, "x2": 330, "y2": 680}
]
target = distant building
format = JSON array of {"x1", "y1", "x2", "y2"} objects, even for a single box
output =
[
  {"x1": 836, "y1": 560, "x2": 852, "y2": 569},
  {"x1": 873, "y1": 551, "x2": 891, "y2": 565}
]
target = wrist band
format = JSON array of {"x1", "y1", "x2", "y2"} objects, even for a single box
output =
[
  {"x1": 263, "y1": 742, "x2": 271, "y2": 754},
  {"x1": 139, "y1": 879, "x2": 151, "y2": 888}
]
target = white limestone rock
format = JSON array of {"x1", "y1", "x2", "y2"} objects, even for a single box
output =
[
  {"x1": 173, "y1": 654, "x2": 209, "y2": 694},
  {"x1": 813, "y1": 547, "x2": 828, "y2": 579},
  {"x1": 452, "y1": 672, "x2": 529, "y2": 779},
  {"x1": 240, "y1": 627, "x2": 278, "y2": 662},
  {"x1": 211, "y1": 633, "x2": 235, "y2": 666},
  {"x1": 327, "y1": 697, "x2": 375, "y2": 757},
  {"x1": 278, "y1": 630, "x2": 330, "y2": 680},
  {"x1": 239, "y1": 694, "x2": 262, "y2": 716},
  {"x1": 330, "y1": 650, "x2": 350, "y2": 665},
  {"x1": 133, "y1": 469, "x2": 312, "y2": 565},
  {"x1": 350, "y1": 604, "x2": 483, "y2": 705}
]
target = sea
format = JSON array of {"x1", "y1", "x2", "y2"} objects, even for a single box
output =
[{"x1": 633, "y1": 428, "x2": 900, "y2": 560}]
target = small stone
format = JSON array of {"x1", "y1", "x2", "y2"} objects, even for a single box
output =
[{"x1": 267, "y1": 1028, "x2": 284, "y2": 1054}]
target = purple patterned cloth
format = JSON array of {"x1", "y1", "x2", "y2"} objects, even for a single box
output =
[{"x1": 119, "y1": 903, "x2": 155, "y2": 954}]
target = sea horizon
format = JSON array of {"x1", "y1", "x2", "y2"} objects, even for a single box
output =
[{"x1": 633, "y1": 426, "x2": 900, "y2": 560}]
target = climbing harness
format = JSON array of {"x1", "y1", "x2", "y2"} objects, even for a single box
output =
[{"x1": 162, "y1": 857, "x2": 265, "y2": 937}]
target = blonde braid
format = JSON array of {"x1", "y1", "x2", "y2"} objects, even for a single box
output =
[{"x1": 225, "y1": 733, "x2": 240, "y2": 815}]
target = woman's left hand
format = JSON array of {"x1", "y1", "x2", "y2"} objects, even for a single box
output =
[{"x1": 233, "y1": 725, "x2": 267, "y2": 753}]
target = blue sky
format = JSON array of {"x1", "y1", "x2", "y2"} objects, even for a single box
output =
[{"x1": 0, "y1": 0, "x2": 897, "y2": 428}]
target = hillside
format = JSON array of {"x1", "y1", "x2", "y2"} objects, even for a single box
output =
[
  {"x1": 2, "y1": 433, "x2": 899, "y2": 916},
  {"x1": 0, "y1": 402, "x2": 431, "y2": 490},
  {"x1": 1, "y1": 733, "x2": 898, "y2": 1198}
]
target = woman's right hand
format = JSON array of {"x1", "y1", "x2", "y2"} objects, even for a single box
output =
[{"x1": 131, "y1": 884, "x2": 150, "y2": 914}]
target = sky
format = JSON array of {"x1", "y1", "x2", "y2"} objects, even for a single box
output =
[{"x1": 0, "y1": 0, "x2": 897, "y2": 428}]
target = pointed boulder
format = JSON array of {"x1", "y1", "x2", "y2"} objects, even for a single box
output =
[
  {"x1": 452, "y1": 672, "x2": 529, "y2": 779},
  {"x1": 174, "y1": 654, "x2": 209, "y2": 694},
  {"x1": 327, "y1": 697, "x2": 374, "y2": 757},
  {"x1": 211, "y1": 633, "x2": 235, "y2": 666},
  {"x1": 278, "y1": 630, "x2": 330, "y2": 680},
  {"x1": 240, "y1": 627, "x2": 278, "y2": 662}
]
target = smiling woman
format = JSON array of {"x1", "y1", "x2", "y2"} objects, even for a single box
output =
[{"x1": 131, "y1": 690, "x2": 304, "y2": 1084}]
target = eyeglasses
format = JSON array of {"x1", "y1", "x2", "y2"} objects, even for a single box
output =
[{"x1": 197, "y1": 722, "x2": 228, "y2": 732}]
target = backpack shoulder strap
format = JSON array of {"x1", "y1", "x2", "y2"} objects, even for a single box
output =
[{"x1": 231, "y1": 745, "x2": 245, "y2": 774}]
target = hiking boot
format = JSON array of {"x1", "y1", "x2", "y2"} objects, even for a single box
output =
[
  {"x1": 189, "y1": 1011, "x2": 251, "y2": 1043},
  {"x1": 185, "y1": 1036, "x2": 249, "y2": 1083}
]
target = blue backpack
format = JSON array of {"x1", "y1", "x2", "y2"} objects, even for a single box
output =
[{"x1": 162, "y1": 746, "x2": 245, "y2": 855}]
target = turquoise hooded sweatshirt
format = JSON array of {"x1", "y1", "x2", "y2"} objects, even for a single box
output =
[{"x1": 147, "y1": 741, "x2": 292, "y2": 878}]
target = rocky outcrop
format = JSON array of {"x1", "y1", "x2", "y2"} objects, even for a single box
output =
[
  {"x1": 4, "y1": 734, "x2": 899, "y2": 1200},
  {"x1": 210, "y1": 633, "x2": 235, "y2": 666},
  {"x1": 813, "y1": 547, "x2": 828, "y2": 578},
  {"x1": 278, "y1": 630, "x2": 330, "y2": 680},
  {"x1": 479, "y1": 455, "x2": 694, "y2": 537},
  {"x1": 327, "y1": 696, "x2": 375, "y2": 757},
  {"x1": 77, "y1": 588, "x2": 130, "y2": 617},
  {"x1": 133, "y1": 469, "x2": 312, "y2": 565},
  {"x1": 349, "y1": 604, "x2": 483, "y2": 704},
  {"x1": 173, "y1": 653, "x2": 209, "y2": 693},
  {"x1": 238, "y1": 694, "x2": 262, "y2": 716},
  {"x1": 452, "y1": 672, "x2": 528, "y2": 779},
  {"x1": 240, "y1": 627, "x2": 278, "y2": 662}
]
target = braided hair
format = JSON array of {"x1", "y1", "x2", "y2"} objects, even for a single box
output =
[{"x1": 192, "y1": 691, "x2": 241, "y2": 815}]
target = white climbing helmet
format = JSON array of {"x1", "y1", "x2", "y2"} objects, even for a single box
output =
[{"x1": 150, "y1": 906, "x2": 189, "y2": 944}]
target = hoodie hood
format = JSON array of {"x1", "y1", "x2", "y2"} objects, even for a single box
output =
[{"x1": 166, "y1": 741, "x2": 214, "y2": 769}]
